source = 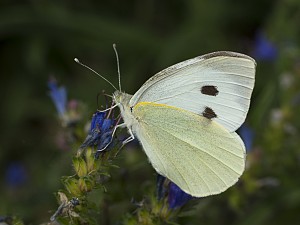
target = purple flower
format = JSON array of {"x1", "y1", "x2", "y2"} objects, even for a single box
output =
[
  {"x1": 168, "y1": 182, "x2": 193, "y2": 209},
  {"x1": 0, "y1": 216, "x2": 12, "y2": 223},
  {"x1": 80, "y1": 110, "x2": 116, "y2": 157},
  {"x1": 156, "y1": 174, "x2": 193, "y2": 209},
  {"x1": 48, "y1": 78, "x2": 67, "y2": 117},
  {"x1": 90, "y1": 111, "x2": 106, "y2": 131},
  {"x1": 253, "y1": 32, "x2": 278, "y2": 61},
  {"x1": 5, "y1": 162, "x2": 27, "y2": 187},
  {"x1": 238, "y1": 124, "x2": 255, "y2": 152},
  {"x1": 156, "y1": 174, "x2": 167, "y2": 200},
  {"x1": 98, "y1": 119, "x2": 114, "y2": 149}
]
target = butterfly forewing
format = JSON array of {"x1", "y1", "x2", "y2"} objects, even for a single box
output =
[{"x1": 130, "y1": 52, "x2": 256, "y2": 132}]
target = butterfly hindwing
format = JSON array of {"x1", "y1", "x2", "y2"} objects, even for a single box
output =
[
  {"x1": 130, "y1": 52, "x2": 256, "y2": 132},
  {"x1": 133, "y1": 102, "x2": 246, "y2": 197}
]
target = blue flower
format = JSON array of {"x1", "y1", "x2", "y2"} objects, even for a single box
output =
[
  {"x1": 238, "y1": 124, "x2": 255, "y2": 152},
  {"x1": 80, "y1": 110, "x2": 116, "y2": 157},
  {"x1": 0, "y1": 216, "x2": 12, "y2": 223},
  {"x1": 253, "y1": 32, "x2": 278, "y2": 61},
  {"x1": 156, "y1": 174, "x2": 167, "y2": 200},
  {"x1": 156, "y1": 174, "x2": 193, "y2": 209},
  {"x1": 48, "y1": 78, "x2": 67, "y2": 117},
  {"x1": 5, "y1": 162, "x2": 27, "y2": 188},
  {"x1": 168, "y1": 182, "x2": 193, "y2": 209},
  {"x1": 98, "y1": 118, "x2": 114, "y2": 150}
]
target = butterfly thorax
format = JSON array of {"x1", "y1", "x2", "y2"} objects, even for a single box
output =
[{"x1": 113, "y1": 91, "x2": 136, "y2": 129}]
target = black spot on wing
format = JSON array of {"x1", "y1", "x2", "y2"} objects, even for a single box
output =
[
  {"x1": 201, "y1": 85, "x2": 219, "y2": 96},
  {"x1": 202, "y1": 107, "x2": 217, "y2": 119}
]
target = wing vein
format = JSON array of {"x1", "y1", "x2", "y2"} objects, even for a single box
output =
[
  {"x1": 161, "y1": 96, "x2": 247, "y2": 113},
  {"x1": 149, "y1": 120, "x2": 243, "y2": 158},
  {"x1": 141, "y1": 125, "x2": 193, "y2": 193},
  {"x1": 146, "y1": 122, "x2": 225, "y2": 191},
  {"x1": 145, "y1": 121, "x2": 242, "y2": 175}
]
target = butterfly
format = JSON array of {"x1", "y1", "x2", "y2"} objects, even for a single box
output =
[{"x1": 76, "y1": 50, "x2": 256, "y2": 197}]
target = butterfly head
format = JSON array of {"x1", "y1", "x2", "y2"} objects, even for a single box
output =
[
  {"x1": 113, "y1": 90, "x2": 132, "y2": 106},
  {"x1": 113, "y1": 90, "x2": 135, "y2": 127}
]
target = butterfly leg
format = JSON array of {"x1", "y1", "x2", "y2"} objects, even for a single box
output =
[
  {"x1": 114, "y1": 128, "x2": 135, "y2": 157},
  {"x1": 97, "y1": 103, "x2": 120, "y2": 113},
  {"x1": 97, "y1": 122, "x2": 127, "y2": 152},
  {"x1": 122, "y1": 128, "x2": 135, "y2": 145}
]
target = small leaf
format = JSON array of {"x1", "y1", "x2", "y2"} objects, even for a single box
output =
[{"x1": 57, "y1": 191, "x2": 68, "y2": 204}]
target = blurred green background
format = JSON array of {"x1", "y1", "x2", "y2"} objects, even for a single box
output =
[{"x1": 1, "y1": 0, "x2": 300, "y2": 224}]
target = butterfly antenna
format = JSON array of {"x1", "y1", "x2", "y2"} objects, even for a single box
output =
[
  {"x1": 74, "y1": 58, "x2": 118, "y2": 91},
  {"x1": 113, "y1": 44, "x2": 122, "y2": 92}
]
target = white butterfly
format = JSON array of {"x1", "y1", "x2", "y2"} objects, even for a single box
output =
[{"x1": 77, "y1": 50, "x2": 256, "y2": 197}]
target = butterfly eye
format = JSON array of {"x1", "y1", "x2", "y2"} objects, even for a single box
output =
[
  {"x1": 200, "y1": 85, "x2": 219, "y2": 96},
  {"x1": 202, "y1": 107, "x2": 217, "y2": 119}
]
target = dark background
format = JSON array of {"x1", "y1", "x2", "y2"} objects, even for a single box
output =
[{"x1": 1, "y1": 0, "x2": 300, "y2": 224}]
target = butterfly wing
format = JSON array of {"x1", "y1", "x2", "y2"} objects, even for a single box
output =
[
  {"x1": 133, "y1": 102, "x2": 246, "y2": 197},
  {"x1": 130, "y1": 52, "x2": 256, "y2": 132}
]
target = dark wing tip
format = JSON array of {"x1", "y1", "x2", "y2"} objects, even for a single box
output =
[{"x1": 200, "y1": 51, "x2": 256, "y2": 66}]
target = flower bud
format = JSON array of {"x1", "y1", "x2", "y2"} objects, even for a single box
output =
[
  {"x1": 84, "y1": 177, "x2": 95, "y2": 192},
  {"x1": 85, "y1": 148, "x2": 95, "y2": 172},
  {"x1": 78, "y1": 178, "x2": 87, "y2": 192},
  {"x1": 73, "y1": 157, "x2": 88, "y2": 177},
  {"x1": 64, "y1": 178, "x2": 82, "y2": 196}
]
